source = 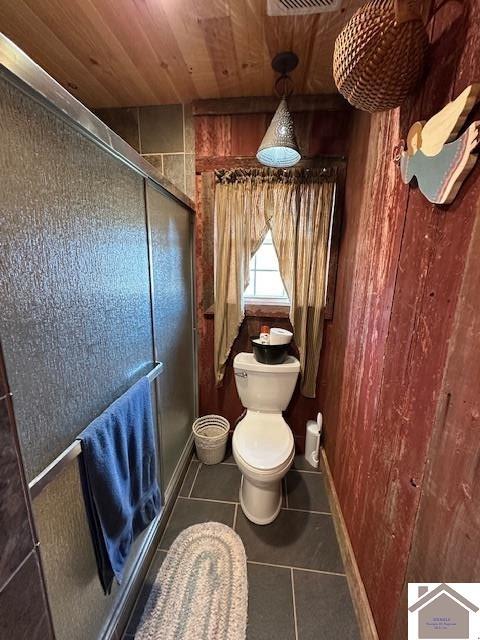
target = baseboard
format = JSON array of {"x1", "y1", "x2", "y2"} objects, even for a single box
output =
[
  {"x1": 320, "y1": 448, "x2": 379, "y2": 640},
  {"x1": 102, "y1": 434, "x2": 194, "y2": 640}
]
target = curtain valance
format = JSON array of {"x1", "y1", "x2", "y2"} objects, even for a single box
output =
[{"x1": 214, "y1": 167, "x2": 337, "y2": 185}]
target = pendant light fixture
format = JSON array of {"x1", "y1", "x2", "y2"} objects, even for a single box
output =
[{"x1": 257, "y1": 52, "x2": 301, "y2": 168}]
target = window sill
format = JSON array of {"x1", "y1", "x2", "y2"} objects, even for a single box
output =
[{"x1": 204, "y1": 302, "x2": 290, "y2": 319}]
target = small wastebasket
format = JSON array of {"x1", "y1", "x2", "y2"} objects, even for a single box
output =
[{"x1": 192, "y1": 415, "x2": 230, "y2": 465}]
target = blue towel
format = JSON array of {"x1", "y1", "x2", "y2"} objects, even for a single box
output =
[{"x1": 79, "y1": 377, "x2": 161, "y2": 594}]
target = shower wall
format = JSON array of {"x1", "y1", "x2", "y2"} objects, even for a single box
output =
[
  {"x1": 96, "y1": 104, "x2": 196, "y2": 199},
  {"x1": 0, "y1": 72, "x2": 195, "y2": 639},
  {"x1": 0, "y1": 342, "x2": 54, "y2": 638}
]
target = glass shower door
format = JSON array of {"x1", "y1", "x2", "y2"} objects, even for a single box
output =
[{"x1": 146, "y1": 181, "x2": 196, "y2": 492}]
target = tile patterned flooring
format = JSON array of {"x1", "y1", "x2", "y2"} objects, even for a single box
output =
[{"x1": 123, "y1": 454, "x2": 360, "y2": 640}]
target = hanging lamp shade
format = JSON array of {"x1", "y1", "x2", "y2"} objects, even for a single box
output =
[{"x1": 256, "y1": 98, "x2": 301, "y2": 168}]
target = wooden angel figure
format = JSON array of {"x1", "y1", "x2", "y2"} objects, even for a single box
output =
[{"x1": 397, "y1": 84, "x2": 480, "y2": 204}]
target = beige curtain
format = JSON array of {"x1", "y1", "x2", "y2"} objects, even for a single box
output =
[
  {"x1": 270, "y1": 176, "x2": 335, "y2": 397},
  {"x1": 214, "y1": 170, "x2": 269, "y2": 384},
  {"x1": 214, "y1": 168, "x2": 336, "y2": 397}
]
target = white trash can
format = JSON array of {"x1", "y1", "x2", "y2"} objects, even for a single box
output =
[{"x1": 192, "y1": 415, "x2": 230, "y2": 465}]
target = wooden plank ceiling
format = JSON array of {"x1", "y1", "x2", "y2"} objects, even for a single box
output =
[{"x1": 0, "y1": 0, "x2": 362, "y2": 108}]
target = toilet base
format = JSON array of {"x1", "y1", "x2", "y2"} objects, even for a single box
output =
[{"x1": 239, "y1": 476, "x2": 283, "y2": 525}]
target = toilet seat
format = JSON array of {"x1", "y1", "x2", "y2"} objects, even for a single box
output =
[
  {"x1": 233, "y1": 412, "x2": 294, "y2": 471},
  {"x1": 234, "y1": 448, "x2": 294, "y2": 478}
]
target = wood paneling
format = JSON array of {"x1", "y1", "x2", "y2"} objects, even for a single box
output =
[
  {"x1": 193, "y1": 94, "x2": 349, "y2": 115},
  {"x1": 195, "y1": 113, "x2": 349, "y2": 161},
  {"x1": 194, "y1": 106, "x2": 350, "y2": 447},
  {"x1": 321, "y1": 449, "x2": 378, "y2": 640},
  {"x1": 396, "y1": 187, "x2": 480, "y2": 622},
  {"x1": 318, "y1": 1, "x2": 480, "y2": 637},
  {"x1": 0, "y1": 0, "x2": 362, "y2": 108}
]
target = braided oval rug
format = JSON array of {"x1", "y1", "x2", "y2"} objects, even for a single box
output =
[{"x1": 135, "y1": 522, "x2": 248, "y2": 640}]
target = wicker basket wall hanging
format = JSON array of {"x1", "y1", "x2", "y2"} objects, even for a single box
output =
[{"x1": 333, "y1": 0, "x2": 429, "y2": 112}]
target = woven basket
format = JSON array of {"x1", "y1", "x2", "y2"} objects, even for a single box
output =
[
  {"x1": 192, "y1": 415, "x2": 230, "y2": 465},
  {"x1": 333, "y1": 0, "x2": 428, "y2": 112}
]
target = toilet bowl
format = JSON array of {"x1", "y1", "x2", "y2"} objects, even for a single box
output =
[
  {"x1": 232, "y1": 353, "x2": 300, "y2": 525},
  {"x1": 233, "y1": 412, "x2": 295, "y2": 524}
]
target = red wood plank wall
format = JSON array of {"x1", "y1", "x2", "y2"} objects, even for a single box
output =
[
  {"x1": 318, "y1": 1, "x2": 480, "y2": 637},
  {"x1": 194, "y1": 107, "x2": 351, "y2": 447}
]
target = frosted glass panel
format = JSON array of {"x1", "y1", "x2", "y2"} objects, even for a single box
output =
[
  {"x1": 0, "y1": 77, "x2": 157, "y2": 640},
  {"x1": 146, "y1": 183, "x2": 195, "y2": 488},
  {"x1": 0, "y1": 77, "x2": 153, "y2": 480},
  {"x1": 33, "y1": 461, "x2": 149, "y2": 640}
]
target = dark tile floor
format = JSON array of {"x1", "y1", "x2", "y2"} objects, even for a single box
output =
[{"x1": 123, "y1": 455, "x2": 360, "y2": 640}]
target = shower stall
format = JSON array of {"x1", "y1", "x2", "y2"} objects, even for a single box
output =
[{"x1": 0, "y1": 35, "x2": 196, "y2": 640}]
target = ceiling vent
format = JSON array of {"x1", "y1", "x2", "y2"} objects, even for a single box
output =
[{"x1": 267, "y1": 0, "x2": 343, "y2": 16}]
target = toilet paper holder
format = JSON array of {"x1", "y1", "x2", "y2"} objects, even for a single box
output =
[{"x1": 305, "y1": 412, "x2": 323, "y2": 469}]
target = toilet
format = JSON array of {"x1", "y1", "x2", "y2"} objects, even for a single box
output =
[{"x1": 232, "y1": 352, "x2": 300, "y2": 525}]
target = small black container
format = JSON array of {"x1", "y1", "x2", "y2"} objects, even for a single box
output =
[{"x1": 251, "y1": 335, "x2": 289, "y2": 365}]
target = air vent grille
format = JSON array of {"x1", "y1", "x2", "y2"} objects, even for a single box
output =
[{"x1": 267, "y1": 0, "x2": 343, "y2": 15}]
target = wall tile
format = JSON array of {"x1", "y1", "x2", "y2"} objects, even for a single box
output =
[
  {"x1": 143, "y1": 154, "x2": 163, "y2": 174},
  {"x1": 184, "y1": 103, "x2": 195, "y2": 154},
  {"x1": 185, "y1": 153, "x2": 195, "y2": 200},
  {"x1": 0, "y1": 397, "x2": 33, "y2": 589},
  {"x1": 0, "y1": 551, "x2": 53, "y2": 639},
  {"x1": 162, "y1": 154, "x2": 185, "y2": 193},
  {"x1": 94, "y1": 107, "x2": 140, "y2": 152},
  {"x1": 139, "y1": 105, "x2": 184, "y2": 153}
]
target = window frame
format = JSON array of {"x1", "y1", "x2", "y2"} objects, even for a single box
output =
[{"x1": 244, "y1": 230, "x2": 290, "y2": 306}]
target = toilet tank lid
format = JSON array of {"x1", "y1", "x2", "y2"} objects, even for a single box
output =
[{"x1": 234, "y1": 352, "x2": 300, "y2": 373}]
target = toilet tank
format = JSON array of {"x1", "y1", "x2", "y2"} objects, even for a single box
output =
[{"x1": 233, "y1": 353, "x2": 300, "y2": 412}]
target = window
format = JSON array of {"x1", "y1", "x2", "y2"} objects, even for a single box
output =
[{"x1": 244, "y1": 231, "x2": 289, "y2": 304}]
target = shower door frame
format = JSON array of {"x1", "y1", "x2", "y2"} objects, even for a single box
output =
[{"x1": 144, "y1": 177, "x2": 199, "y2": 503}]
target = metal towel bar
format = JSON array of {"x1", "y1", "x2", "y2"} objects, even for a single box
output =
[{"x1": 28, "y1": 362, "x2": 164, "y2": 499}]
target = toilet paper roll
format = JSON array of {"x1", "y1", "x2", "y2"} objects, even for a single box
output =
[{"x1": 269, "y1": 328, "x2": 293, "y2": 345}]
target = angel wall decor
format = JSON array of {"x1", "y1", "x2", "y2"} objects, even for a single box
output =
[{"x1": 395, "y1": 84, "x2": 480, "y2": 204}]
